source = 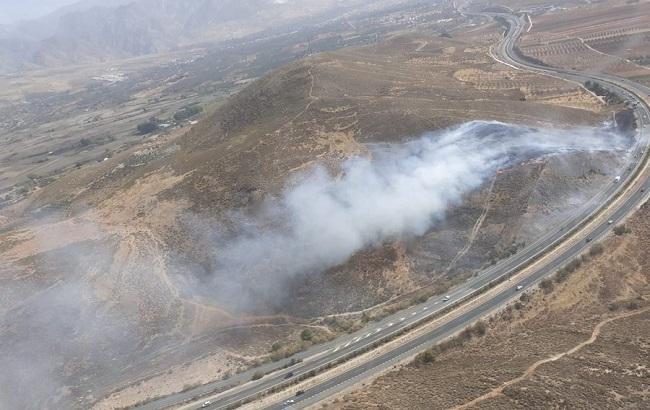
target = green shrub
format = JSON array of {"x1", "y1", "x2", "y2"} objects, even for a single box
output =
[
  {"x1": 459, "y1": 328, "x2": 474, "y2": 341},
  {"x1": 540, "y1": 278, "x2": 554, "y2": 293},
  {"x1": 589, "y1": 243, "x2": 605, "y2": 256},
  {"x1": 137, "y1": 121, "x2": 158, "y2": 134},
  {"x1": 173, "y1": 104, "x2": 202, "y2": 121},
  {"x1": 613, "y1": 224, "x2": 631, "y2": 236},
  {"x1": 420, "y1": 350, "x2": 437, "y2": 363},
  {"x1": 182, "y1": 382, "x2": 200, "y2": 391},
  {"x1": 416, "y1": 294, "x2": 429, "y2": 303},
  {"x1": 472, "y1": 320, "x2": 487, "y2": 336},
  {"x1": 300, "y1": 329, "x2": 313, "y2": 341}
]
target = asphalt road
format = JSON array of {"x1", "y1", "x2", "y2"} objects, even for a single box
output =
[{"x1": 141, "y1": 12, "x2": 650, "y2": 410}]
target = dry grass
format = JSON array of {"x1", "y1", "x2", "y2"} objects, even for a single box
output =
[{"x1": 326, "y1": 201, "x2": 650, "y2": 409}]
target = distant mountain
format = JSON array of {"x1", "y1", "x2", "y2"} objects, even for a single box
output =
[
  {"x1": 0, "y1": 0, "x2": 405, "y2": 73},
  {"x1": 0, "y1": 0, "x2": 81, "y2": 24}
]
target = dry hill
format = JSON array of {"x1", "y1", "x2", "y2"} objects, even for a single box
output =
[
  {"x1": 330, "y1": 200, "x2": 650, "y2": 409},
  {"x1": 0, "y1": 16, "x2": 629, "y2": 409}
]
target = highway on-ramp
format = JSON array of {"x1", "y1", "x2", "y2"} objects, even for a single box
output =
[{"x1": 141, "y1": 12, "x2": 650, "y2": 410}]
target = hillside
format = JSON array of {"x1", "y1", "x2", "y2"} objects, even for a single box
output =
[
  {"x1": 330, "y1": 201, "x2": 650, "y2": 409},
  {"x1": 0, "y1": 17, "x2": 632, "y2": 410}
]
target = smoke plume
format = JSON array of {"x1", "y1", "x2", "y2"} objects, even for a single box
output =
[
  {"x1": 182, "y1": 121, "x2": 631, "y2": 309},
  {"x1": 0, "y1": 120, "x2": 632, "y2": 408}
]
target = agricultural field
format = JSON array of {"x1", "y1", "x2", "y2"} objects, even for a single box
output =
[{"x1": 517, "y1": 0, "x2": 650, "y2": 85}]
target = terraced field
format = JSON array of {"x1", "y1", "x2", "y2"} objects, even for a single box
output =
[{"x1": 518, "y1": 1, "x2": 650, "y2": 84}]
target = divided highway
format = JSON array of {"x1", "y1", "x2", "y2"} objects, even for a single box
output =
[{"x1": 142, "y1": 12, "x2": 650, "y2": 410}]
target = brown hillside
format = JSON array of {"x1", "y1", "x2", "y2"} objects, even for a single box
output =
[
  {"x1": 329, "y1": 201, "x2": 650, "y2": 409},
  {"x1": 0, "y1": 22, "x2": 623, "y2": 409}
]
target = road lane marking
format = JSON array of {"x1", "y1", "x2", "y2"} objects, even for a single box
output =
[{"x1": 488, "y1": 45, "x2": 520, "y2": 70}]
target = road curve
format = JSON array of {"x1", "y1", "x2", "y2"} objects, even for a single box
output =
[{"x1": 141, "y1": 12, "x2": 650, "y2": 410}]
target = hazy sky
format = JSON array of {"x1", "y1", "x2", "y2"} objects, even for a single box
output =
[{"x1": 0, "y1": 0, "x2": 80, "y2": 24}]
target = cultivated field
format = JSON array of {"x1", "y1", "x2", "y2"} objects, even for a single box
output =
[{"x1": 518, "y1": 0, "x2": 650, "y2": 85}]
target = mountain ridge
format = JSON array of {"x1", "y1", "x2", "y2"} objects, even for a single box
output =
[{"x1": 0, "y1": 0, "x2": 412, "y2": 73}]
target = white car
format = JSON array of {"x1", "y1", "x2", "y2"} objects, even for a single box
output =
[
  {"x1": 516, "y1": 285, "x2": 523, "y2": 291},
  {"x1": 201, "y1": 401, "x2": 211, "y2": 408},
  {"x1": 284, "y1": 399, "x2": 296, "y2": 406},
  {"x1": 443, "y1": 295, "x2": 450, "y2": 302},
  {"x1": 608, "y1": 220, "x2": 614, "y2": 225}
]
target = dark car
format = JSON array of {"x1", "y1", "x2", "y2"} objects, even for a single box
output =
[
  {"x1": 284, "y1": 372, "x2": 294, "y2": 379},
  {"x1": 295, "y1": 390, "x2": 305, "y2": 396}
]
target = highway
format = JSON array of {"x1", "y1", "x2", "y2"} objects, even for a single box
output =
[{"x1": 140, "y1": 12, "x2": 650, "y2": 410}]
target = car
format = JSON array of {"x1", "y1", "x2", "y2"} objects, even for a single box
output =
[
  {"x1": 516, "y1": 285, "x2": 523, "y2": 291},
  {"x1": 443, "y1": 295, "x2": 450, "y2": 302},
  {"x1": 608, "y1": 220, "x2": 614, "y2": 225},
  {"x1": 284, "y1": 371, "x2": 294, "y2": 379},
  {"x1": 284, "y1": 399, "x2": 296, "y2": 406},
  {"x1": 586, "y1": 237, "x2": 592, "y2": 243},
  {"x1": 295, "y1": 390, "x2": 305, "y2": 396},
  {"x1": 201, "y1": 401, "x2": 211, "y2": 408}
]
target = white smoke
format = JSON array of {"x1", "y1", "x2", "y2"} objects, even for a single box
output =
[
  {"x1": 0, "y1": 120, "x2": 632, "y2": 408},
  {"x1": 183, "y1": 121, "x2": 631, "y2": 308}
]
